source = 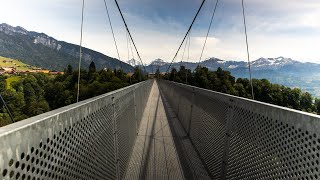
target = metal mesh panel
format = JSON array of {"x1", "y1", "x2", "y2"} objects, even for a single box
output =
[
  {"x1": 189, "y1": 90, "x2": 229, "y2": 179},
  {"x1": 0, "y1": 100, "x2": 116, "y2": 180},
  {"x1": 159, "y1": 86, "x2": 212, "y2": 180},
  {"x1": 135, "y1": 81, "x2": 152, "y2": 129},
  {"x1": 159, "y1": 81, "x2": 229, "y2": 178},
  {"x1": 115, "y1": 90, "x2": 135, "y2": 178},
  {"x1": 158, "y1": 80, "x2": 320, "y2": 180},
  {"x1": 135, "y1": 86, "x2": 144, "y2": 128},
  {"x1": 226, "y1": 101, "x2": 320, "y2": 179},
  {"x1": 176, "y1": 86, "x2": 193, "y2": 132},
  {"x1": 0, "y1": 80, "x2": 152, "y2": 180},
  {"x1": 166, "y1": 83, "x2": 179, "y2": 113}
]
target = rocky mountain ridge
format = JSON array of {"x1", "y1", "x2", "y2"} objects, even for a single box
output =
[{"x1": 0, "y1": 23, "x2": 133, "y2": 71}]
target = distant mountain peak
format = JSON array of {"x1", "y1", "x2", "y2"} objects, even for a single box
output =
[
  {"x1": 0, "y1": 23, "x2": 12, "y2": 29},
  {"x1": 202, "y1": 57, "x2": 224, "y2": 63},
  {"x1": 126, "y1": 58, "x2": 141, "y2": 66},
  {"x1": 201, "y1": 57, "x2": 225, "y2": 67},
  {"x1": 0, "y1": 23, "x2": 28, "y2": 35},
  {"x1": 251, "y1": 57, "x2": 298, "y2": 69},
  {"x1": 275, "y1": 56, "x2": 284, "y2": 60},
  {"x1": 150, "y1": 58, "x2": 167, "y2": 66}
]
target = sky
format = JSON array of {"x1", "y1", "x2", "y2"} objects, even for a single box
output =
[{"x1": 0, "y1": 0, "x2": 320, "y2": 64}]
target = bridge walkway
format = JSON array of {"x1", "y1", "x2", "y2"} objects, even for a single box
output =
[{"x1": 125, "y1": 80, "x2": 211, "y2": 180}]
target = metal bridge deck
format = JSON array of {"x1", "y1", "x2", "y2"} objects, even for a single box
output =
[{"x1": 125, "y1": 81, "x2": 210, "y2": 180}]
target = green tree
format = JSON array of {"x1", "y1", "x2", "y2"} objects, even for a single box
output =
[
  {"x1": 89, "y1": 61, "x2": 96, "y2": 73},
  {"x1": 233, "y1": 83, "x2": 247, "y2": 97},
  {"x1": 88, "y1": 61, "x2": 97, "y2": 82},
  {"x1": 2, "y1": 89, "x2": 26, "y2": 121},
  {"x1": 315, "y1": 98, "x2": 320, "y2": 114},
  {"x1": 0, "y1": 75, "x2": 7, "y2": 92},
  {"x1": 301, "y1": 92, "x2": 313, "y2": 111},
  {"x1": 169, "y1": 68, "x2": 177, "y2": 81},
  {"x1": 132, "y1": 67, "x2": 144, "y2": 83},
  {"x1": 284, "y1": 88, "x2": 301, "y2": 110},
  {"x1": 65, "y1": 65, "x2": 73, "y2": 76},
  {"x1": 194, "y1": 66, "x2": 210, "y2": 89}
]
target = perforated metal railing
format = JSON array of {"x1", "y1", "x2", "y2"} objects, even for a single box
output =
[
  {"x1": 2, "y1": 79, "x2": 320, "y2": 180},
  {"x1": 0, "y1": 80, "x2": 152, "y2": 180},
  {"x1": 158, "y1": 80, "x2": 320, "y2": 179}
]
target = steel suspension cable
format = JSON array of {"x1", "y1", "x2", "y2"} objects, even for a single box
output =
[
  {"x1": 114, "y1": 0, "x2": 146, "y2": 72},
  {"x1": 187, "y1": 32, "x2": 191, "y2": 63},
  {"x1": 241, "y1": 0, "x2": 254, "y2": 100},
  {"x1": 166, "y1": 0, "x2": 207, "y2": 74},
  {"x1": 126, "y1": 31, "x2": 130, "y2": 61},
  {"x1": 198, "y1": 0, "x2": 219, "y2": 64},
  {"x1": 128, "y1": 35, "x2": 135, "y2": 61},
  {"x1": 77, "y1": 0, "x2": 85, "y2": 103},
  {"x1": 186, "y1": 32, "x2": 191, "y2": 84},
  {"x1": 180, "y1": 33, "x2": 189, "y2": 67},
  {"x1": 103, "y1": 0, "x2": 123, "y2": 69},
  {"x1": 126, "y1": 29, "x2": 136, "y2": 62}
]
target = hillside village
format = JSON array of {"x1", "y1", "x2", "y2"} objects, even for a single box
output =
[{"x1": 0, "y1": 57, "x2": 64, "y2": 75}]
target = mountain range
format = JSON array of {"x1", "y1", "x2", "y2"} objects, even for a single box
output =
[
  {"x1": 1, "y1": 23, "x2": 319, "y2": 97},
  {"x1": 128, "y1": 57, "x2": 320, "y2": 97},
  {"x1": 140, "y1": 56, "x2": 320, "y2": 74},
  {"x1": 0, "y1": 23, "x2": 133, "y2": 71}
]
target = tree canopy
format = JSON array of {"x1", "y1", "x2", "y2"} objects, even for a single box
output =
[
  {"x1": 163, "y1": 65, "x2": 320, "y2": 114},
  {"x1": 0, "y1": 62, "x2": 147, "y2": 127}
]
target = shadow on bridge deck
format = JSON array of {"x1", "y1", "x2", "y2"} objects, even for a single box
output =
[{"x1": 125, "y1": 80, "x2": 211, "y2": 180}]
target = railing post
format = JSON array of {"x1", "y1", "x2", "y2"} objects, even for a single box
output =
[
  {"x1": 221, "y1": 98, "x2": 234, "y2": 179},
  {"x1": 187, "y1": 87, "x2": 195, "y2": 136},
  {"x1": 112, "y1": 96, "x2": 120, "y2": 180}
]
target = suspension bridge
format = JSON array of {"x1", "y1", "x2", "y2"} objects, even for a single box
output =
[{"x1": 1, "y1": 0, "x2": 320, "y2": 179}]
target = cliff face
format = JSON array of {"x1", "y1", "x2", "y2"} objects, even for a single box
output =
[
  {"x1": 0, "y1": 23, "x2": 133, "y2": 72},
  {"x1": 33, "y1": 35, "x2": 62, "y2": 50}
]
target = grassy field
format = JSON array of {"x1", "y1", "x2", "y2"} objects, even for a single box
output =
[
  {"x1": 0, "y1": 56, "x2": 35, "y2": 71},
  {"x1": 5, "y1": 76, "x2": 21, "y2": 89}
]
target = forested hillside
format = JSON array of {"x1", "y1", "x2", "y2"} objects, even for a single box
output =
[
  {"x1": 162, "y1": 66, "x2": 320, "y2": 114},
  {"x1": 0, "y1": 62, "x2": 146, "y2": 126}
]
